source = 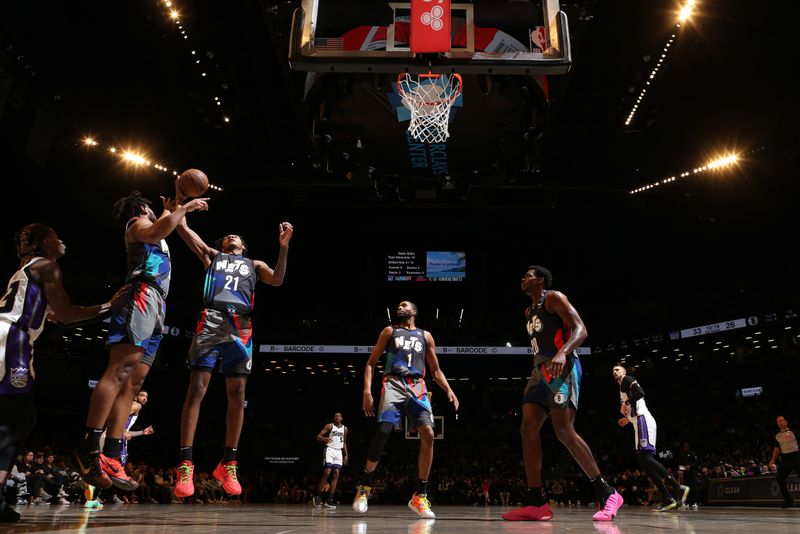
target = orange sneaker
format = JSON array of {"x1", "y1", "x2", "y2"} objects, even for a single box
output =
[
  {"x1": 408, "y1": 493, "x2": 435, "y2": 518},
  {"x1": 174, "y1": 460, "x2": 195, "y2": 498},
  {"x1": 99, "y1": 454, "x2": 138, "y2": 491},
  {"x1": 213, "y1": 461, "x2": 242, "y2": 495}
]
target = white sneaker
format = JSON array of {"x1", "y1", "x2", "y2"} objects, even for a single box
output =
[
  {"x1": 352, "y1": 485, "x2": 371, "y2": 513},
  {"x1": 691, "y1": 504, "x2": 698, "y2": 511}
]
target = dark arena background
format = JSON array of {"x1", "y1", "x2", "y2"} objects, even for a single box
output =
[{"x1": 1, "y1": 1, "x2": 799, "y2": 532}]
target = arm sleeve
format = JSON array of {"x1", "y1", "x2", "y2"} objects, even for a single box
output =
[{"x1": 623, "y1": 376, "x2": 645, "y2": 402}]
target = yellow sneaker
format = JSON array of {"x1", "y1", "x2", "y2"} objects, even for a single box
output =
[
  {"x1": 408, "y1": 494, "x2": 435, "y2": 518},
  {"x1": 352, "y1": 485, "x2": 371, "y2": 513}
]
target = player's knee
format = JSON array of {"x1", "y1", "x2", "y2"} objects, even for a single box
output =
[
  {"x1": 553, "y1": 425, "x2": 575, "y2": 444},
  {"x1": 520, "y1": 420, "x2": 540, "y2": 442},
  {"x1": 330, "y1": 469, "x2": 340, "y2": 480},
  {"x1": 418, "y1": 424, "x2": 435, "y2": 442}
]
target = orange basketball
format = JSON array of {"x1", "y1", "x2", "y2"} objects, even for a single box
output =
[{"x1": 178, "y1": 168, "x2": 209, "y2": 198}]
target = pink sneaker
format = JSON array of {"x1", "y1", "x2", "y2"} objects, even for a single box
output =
[
  {"x1": 502, "y1": 503, "x2": 554, "y2": 521},
  {"x1": 592, "y1": 491, "x2": 624, "y2": 521}
]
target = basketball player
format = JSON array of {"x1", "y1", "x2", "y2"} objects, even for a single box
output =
[
  {"x1": 503, "y1": 266, "x2": 623, "y2": 522},
  {"x1": 312, "y1": 412, "x2": 348, "y2": 508},
  {"x1": 172, "y1": 215, "x2": 293, "y2": 499},
  {"x1": 769, "y1": 415, "x2": 799, "y2": 508},
  {"x1": 0, "y1": 224, "x2": 121, "y2": 522},
  {"x1": 352, "y1": 301, "x2": 459, "y2": 519},
  {"x1": 72, "y1": 189, "x2": 208, "y2": 491},
  {"x1": 611, "y1": 364, "x2": 689, "y2": 511}
]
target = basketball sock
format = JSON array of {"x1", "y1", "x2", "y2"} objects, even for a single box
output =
[
  {"x1": 102, "y1": 438, "x2": 123, "y2": 459},
  {"x1": 180, "y1": 446, "x2": 193, "y2": 462},
  {"x1": 590, "y1": 475, "x2": 614, "y2": 501},
  {"x1": 524, "y1": 487, "x2": 547, "y2": 507},
  {"x1": 223, "y1": 447, "x2": 237, "y2": 463},
  {"x1": 83, "y1": 428, "x2": 104, "y2": 451},
  {"x1": 415, "y1": 480, "x2": 429, "y2": 496}
]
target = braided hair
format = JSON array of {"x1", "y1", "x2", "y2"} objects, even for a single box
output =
[
  {"x1": 213, "y1": 234, "x2": 248, "y2": 255},
  {"x1": 15, "y1": 223, "x2": 53, "y2": 264},
  {"x1": 112, "y1": 191, "x2": 153, "y2": 228}
]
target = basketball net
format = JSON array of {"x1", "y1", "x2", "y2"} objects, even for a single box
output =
[{"x1": 397, "y1": 73, "x2": 462, "y2": 144}]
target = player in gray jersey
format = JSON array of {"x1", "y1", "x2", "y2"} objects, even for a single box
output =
[
  {"x1": 312, "y1": 412, "x2": 348, "y2": 509},
  {"x1": 73, "y1": 188, "x2": 208, "y2": 492},
  {"x1": 172, "y1": 212, "x2": 292, "y2": 499},
  {"x1": 769, "y1": 415, "x2": 800, "y2": 508},
  {"x1": 352, "y1": 301, "x2": 459, "y2": 519}
]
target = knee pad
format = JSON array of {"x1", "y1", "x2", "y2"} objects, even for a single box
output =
[{"x1": 367, "y1": 422, "x2": 394, "y2": 462}]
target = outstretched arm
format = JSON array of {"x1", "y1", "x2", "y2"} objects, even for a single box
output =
[
  {"x1": 175, "y1": 217, "x2": 217, "y2": 269},
  {"x1": 35, "y1": 260, "x2": 121, "y2": 325},
  {"x1": 128, "y1": 197, "x2": 209, "y2": 245},
  {"x1": 424, "y1": 331, "x2": 459, "y2": 411},
  {"x1": 254, "y1": 222, "x2": 293, "y2": 286}
]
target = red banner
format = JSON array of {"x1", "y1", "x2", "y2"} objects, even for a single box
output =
[{"x1": 410, "y1": 0, "x2": 451, "y2": 53}]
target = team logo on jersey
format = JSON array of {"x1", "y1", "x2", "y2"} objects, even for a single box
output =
[
  {"x1": 639, "y1": 438, "x2": 649, "y2": 448},
  {"x1": 553, "y1": 392, "x2": 567, "y2": 405},
  {"x1": 527, "y1": 315, "x2": 543, "y2": 336},
  {"x1": 10, "y1": 367, "x2": 30, "y2": 388},
  {"x1": 215, "y1": 258, "x2": 251, "y2": 276},
  {"x1": 245, "y1": 358, "x2": 252, "y2": 371}
]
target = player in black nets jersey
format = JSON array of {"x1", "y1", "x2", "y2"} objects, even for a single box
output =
[
  {"x1": 612, "y1": 364, "x2": 689, "y2": 511},
  {"x1": 172, "y1": 212, "x2": 292, "y2": 500},
  {"x1": 503, "y1": 266, "x2": 622, "y2": 522},
  {"x1": 352, "y1": 301, "x2": 459, "y2": 519}
]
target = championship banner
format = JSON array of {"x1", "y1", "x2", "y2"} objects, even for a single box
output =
[{"x1": 411, "y1": 0, "x2": 451, "y2": 53}]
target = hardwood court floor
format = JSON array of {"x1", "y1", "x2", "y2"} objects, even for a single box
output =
[{"x1": 3, "y1": 503, "x2": 799, "y2": 533}]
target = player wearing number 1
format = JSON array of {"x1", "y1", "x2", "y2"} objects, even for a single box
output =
[
  {"x1": 172, "y1": 214, "x2": 293, "y2": 499},
  {"x1": 352, "y1": 301, "x2": 459, "y2": 519}
]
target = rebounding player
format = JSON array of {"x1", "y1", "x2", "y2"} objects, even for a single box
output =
[
  {"x1": 612, "y1": 364, "x2": 689, "y2": 511},
  {"x1": 503, "y1": 266, "x2": 623, "y2": 522},
  {"x1": 72, "y1": 189, "x2": 208, "y2": 491},
  {"x1": 0, "y1": 224, "x2": 120, "y2": 522},
  {"x1": 352, "y1": 301, "x2": 459, "y2": 519},
  {"x1": 172, "y1": 216, "x2": 293, "y2": 499},
  {"x1": 312, "y1": 412, "x2": 348, "y2": 509}
]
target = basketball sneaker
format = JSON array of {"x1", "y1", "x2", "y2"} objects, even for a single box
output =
[
  {"x1": 324, "y1": 498, "x2": 337, "y2": 509},
  {"x1": 408, "y1": 493, "x2": 435, "y2": 519},
  {"x1": 654, "y1": 499, "x2": 678, "y2": 512},
  {"x1": 592, "y1": 491, "x2": 624, "y2": 521},
  {"x1": 312, "y1": 494, "x2": 322, "y2": 508},
  {"x1": 71, "y1": 447, "x2": 112, "y2": 489},
  {"x1": 99, "y1": 454, "x2": 138, "y2": 491},
  {"x1": 352, "y1": 485, "x2": 371, "y2": 513},
  {"x1": 83, "y1": 499, "x2": 104, "y2": 510},
  {"x1": 174, "y1": 460, "x2": 195, "y2": 498},
  {"x1": 213, "y1": 461, "x2": 242, "y2": 495},
  {"x1": 502, "y1": 503, "x2": 554, "y2": 521},
  {"x1": 677, "y1": 485, "x2": 690, "y2": 507}
]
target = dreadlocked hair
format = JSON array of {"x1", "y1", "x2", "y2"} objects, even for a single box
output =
[
  {"x1": 15, "y1": 223, "x2": 52, "y2": 263},
  {"x1": 112, "y1": 191, "x2": 153, "y2": 228}
]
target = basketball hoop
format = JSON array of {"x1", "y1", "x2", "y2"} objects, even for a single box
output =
[{"x1": 397, "y1": 72, "x2": 463, "y2": 144}]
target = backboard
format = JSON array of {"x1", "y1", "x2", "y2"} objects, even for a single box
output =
[{"x1": 288, "y1": 0, "x2": 571, "y2": 75}]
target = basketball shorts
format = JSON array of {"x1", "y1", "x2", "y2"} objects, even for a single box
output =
[
  {"x1": 107, "y1": 282, "x2": 166, "y2": 366},
  {"x1": 188, "y1": 308, "x2": 253, "y2": 376},
  {"x1": 323, "y1": 447, "x2": 343, "y2": 469},
  {"x1": 633, "y1": 412, "x2": 657, "y2": 452},
  {"x1": 0, "y1": 321, "x2": 35, "y2": 394},
  {"x1": 522, "y1": 353, "x2": 582, "y2": 411},
  {"x1": 377, "y1": 374, "x2": 433, "y2": 429}
]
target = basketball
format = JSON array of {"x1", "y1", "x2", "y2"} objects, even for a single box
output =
[{"x1": 178, "y1": 168, "x2": 209, "y2": 198}]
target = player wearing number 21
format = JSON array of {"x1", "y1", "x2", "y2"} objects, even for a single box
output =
[
  {"x1": 352, "y1": 301, "x2": 458, "y2": 519},
  {"x1": 170, "y1": 205, "x2": 293, "y2": 500}
]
